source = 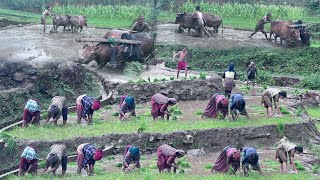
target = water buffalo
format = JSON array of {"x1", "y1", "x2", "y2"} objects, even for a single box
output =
[
  {"x1": 270, "y1": 20, "x2": 301, "y2": 45},
  {"x1": 70, "y1": 15, "x2": 87, "y2": 33},
  {"x1": 79, "y1": 30, "x2": 128, "y2": 67},
  {"x1": 53, "y1": 15, "x2": 71, "y2": 31},
  {"x1": 300, "y1": 27, "x2": 311, "y2": 46},
  {"x1": 175, "y1": 12, "x2": 223, "y2": 35},
  {"x1": 175, "y1": 12, "x2": 196, "y2": 34},
  {"x1": 107, "y1": 32, "x2": 153, "y2": 68},
  {"x1": 203, "y1": 13, "x2": 223, "y2": 34}
]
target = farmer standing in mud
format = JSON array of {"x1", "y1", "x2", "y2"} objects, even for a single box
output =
[
  {"x1": 131, "y1": 15, "x2": 151, "y2": 32},
  {"x1": 275, "y1": 137, "x2": 303, "y2": 174},
  {"x1": 249, "y1": 12, "x2": 272, "y2": 38},
  {"x1": 246, "y1": 61, "x2": 257, "y2": 86},
  {"x1": 223, "y1": 63, "x2": 237, "y2": 99},
  {"x1": 173, "y1": 47, "x2": 189, "y2": 79},
  {"x1": 261, "y1": 88, "x2": 287, "y2": 118},
  {"x1": 246, "y1": 61, "x2": 258, "y2": 95},
  {"x1": 192, "y1": 5, "x2": 207, "y2": 37},
  {"x1": 41, "y1": 5, "x2": 54, "y2": 33}
]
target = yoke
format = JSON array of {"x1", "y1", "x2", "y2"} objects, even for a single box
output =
[{"x1": 76, "y1": 37, "x2": 141, "y2": 45}]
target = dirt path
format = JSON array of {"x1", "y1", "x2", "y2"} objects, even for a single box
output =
[
  {"x1": 156, "y1": 24, "x2": 281, "y2": 49},
  {"x1": 0, "y1": 24, "x2": 107, "y2": 65}
]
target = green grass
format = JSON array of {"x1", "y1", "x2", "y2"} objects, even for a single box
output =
[
  {"x1": 7, "y1": 115, "x2": 301, "y2": 141},
  {"x1": 204, "y1": 163, "x2": 212, "y2": 170},
  {"x1": 88, "y1": 17, "x2": 133, "y2": 29},
  {"x1": 306, "y1": 108, "x2": 320, "y2": 119},
  {"x1": 7, "y1": 171, "x2": 314, "y2": 180},
  {"x1": 0, "y1": 8, "x2": 39, "y2": 23},
  {"x1": 0, "y1": 8, "x2": 134, "y2": 29}
]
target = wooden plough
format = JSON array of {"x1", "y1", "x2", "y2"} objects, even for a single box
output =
[{"x1": 76, "y1": 37, "x2": 141, "y2": 45}]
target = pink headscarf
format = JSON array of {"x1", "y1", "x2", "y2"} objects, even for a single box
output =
[
  {"x1": 221, "y1": 98, "x2": 229, "y2": 107},
  {"x1": 92, "y1": 100, "x2": 101, "y2": 111},
  {"x1": 94, "y1": 150, "x2": 103, "y2": 161}
]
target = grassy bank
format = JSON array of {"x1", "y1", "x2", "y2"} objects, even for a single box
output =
[
  {"x1": 306, "y1": 107, "x2": 320, "y2": 130},
  {"x1": 0, "y1": 8, "x2": 39, "y2": 26},
  {"x1": 0, "y1": 8, "x2": 135, "y2": 29},
  {"x1": 155, "y1": 45, "x2": 320, "y2": 89},
  {"x1": 7, "y1": 114, "x2": 301, "y2": 141},
  {"x1": 8, "y1": 171, "x2": 314, "y2": 180}
]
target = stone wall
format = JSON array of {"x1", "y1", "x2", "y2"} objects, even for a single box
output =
[
  {"x1": 101, "y1": 77, "x2": 223, "y2": 103},
  {"x1": 272, "y1": 76, "x2": 301, "y2": 87},
  {"x1": 1, "y1": 121, "x2": 319, "y2": 174}
]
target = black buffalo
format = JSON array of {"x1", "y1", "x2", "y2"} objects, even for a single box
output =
[
  {"x1": 175, "y1": 12, "x2": 223, "y2": 35},
  {"x1": 107, "y1": 32, "x2": 153, "y2": 68},
  {"x1": 300, "y1": 27, "x2": 311, "y2": 46}
]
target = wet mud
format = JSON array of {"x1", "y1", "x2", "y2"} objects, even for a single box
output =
[
  {"x1": 0, "y1": 24, "x2": 107, "y2": 64},
  {"x1": 156, "y1": 23, "x2": 281, "y2": 49}
]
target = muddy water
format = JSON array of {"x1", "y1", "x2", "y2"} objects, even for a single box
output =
[
  {"x1": 0, "y1": 25, "x2": 107, "y2": 65},
  {"x1": 93, "y1": 65, "x2": 219, "y2": 83},
  {"x1": 156, "y1": 24, "x2": 280, "y2": 49}
]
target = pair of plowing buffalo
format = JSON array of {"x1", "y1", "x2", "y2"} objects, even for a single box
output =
[
  {"x1": 53, "y1": 15, "x2": 87, "y2": 33},
  {"x1": 175, "y1": 12, "x2": 310, "y2": 46},
  {"x1": 175, "y1": 12, "x2": 223, "y2": 36},
  {"x1": 79, "y1": 30, "x2": 153, "y2": 68},
  {"x1": 270, "y1": 20, "x2": 310, "y2": 46}
]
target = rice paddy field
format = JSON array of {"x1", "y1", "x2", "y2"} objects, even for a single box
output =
[
  {"x1": 0, "y1": 1, "x2": 320, "y2": 179},
  {"x1": 6, "y1": 98, "x2": 300, "y2": 141}
]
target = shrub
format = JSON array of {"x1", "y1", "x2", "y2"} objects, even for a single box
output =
[
  {"x1": 312, "y1": 164, "x2": 320, "y2": 174},
  {"x1": 111, "y1": 112, "x2": 119, "y2": 116},
  {"x1": 170, "y1": 105, "x2": 182, "y2": 115},
  {"x1": 199, "y1": 72, "x2": 207, "y2": 79},
  {"x1": 114, "y1": 163, "x2": 123, "y2": 168},
  {"x1": 138, "y1": 121, "x2": 147, "y2": 132},
  {"x1": 0, "y1": 133, "x2": 16, "y2": 155},
  {"x1": 170, "y1": 76, "x2": 175, "y2": 80},
  {"x1": 177, "y1": 157, "x2": 191, "y2": 168},
  {"x1": 107, "y1": 155, "x2": 115, "y2": 160},
  {"x1": 296, "y1": 107, "x2": 304, "y2": 117},
  {"x1": 189, "y1": 76, "x2": 197, "y2": 80},
  {"x1": 300, "y1": 73, "x2": 320, "y2": 90},
  {"x1": 137, "y1": 78, "x2": 147, "y2": 83},
  {"x1": 195, "y1": 110, "x2": 203, "y2": 116},
  {"x1": 204, "y1": 163, "x2": 212, "y2": 169},
  {"x1": 294, "y1": 161, "x2": 306, "y2": 171},
  {"x1": 280, "y1": 105, "x2": 290, "y2": 115},
  {"x1": 124, "y1": 62, "x2": 144, "y2": 76},
  {"x1": 153, "y1": 78, "x2": 159, "y2": 82},
  {"x1": 277, "y1": 122, "x2": 285, "y2": 136}
]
